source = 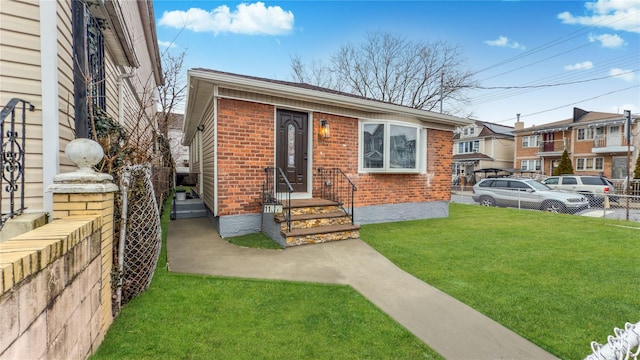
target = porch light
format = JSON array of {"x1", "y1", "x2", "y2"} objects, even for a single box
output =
[{"x1": 319, "y1": 119, "x2": 330, "y2": 139}]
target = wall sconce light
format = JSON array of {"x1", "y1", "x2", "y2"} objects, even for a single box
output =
[
  {"x1": 197, "y1": 124, "x2": 205, "y2": 132},
  {"x1": 319, "y1": 119, "x2": 330, "y2": 139}
]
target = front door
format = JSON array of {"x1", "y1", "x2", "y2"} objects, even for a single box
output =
[
  {"x1": 612, "y1": 157, "x2": 627, "y2": 179},
  {"x1": 276, "y1": 110, "x2": 308, "y2": 192},
  {"x1": 608, "y1": 125, "x2": 622, "y2": 146},
  {"x1": 543, "y1": 133, "x2": 554, "y2": 152}
]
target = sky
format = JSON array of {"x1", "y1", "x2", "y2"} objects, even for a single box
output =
[{"x1": 152, "y1": 0, "x2": 640, "y2": 127}]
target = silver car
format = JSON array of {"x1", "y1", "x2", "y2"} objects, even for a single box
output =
[{"x1": 472, "y1": 178, "x2": 589, "y2": 213}]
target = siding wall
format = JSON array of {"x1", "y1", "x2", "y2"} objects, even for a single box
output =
[
  {"x1": 202, "y1": 102, "x2": 215, "y2": 213},
  {"x1": 0, "y1": 0, "x2": 44, "y2": 212}
]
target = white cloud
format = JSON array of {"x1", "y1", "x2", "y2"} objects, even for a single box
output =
[
  {"x1": 558, "y1": 0, "x2": 640, "y2": 33},
  {"x1": 484, "y1": 36, "x2": 526, "y2": 50},
  {"x1": 588, "y1": 33, "x2": 625, "y2": 48},
  {"x1": 564, "y1": 61, "x2": 594, "y2": 71},
  {"x1": 158, "y1": 40, "x2": 177, "y2": 48},
  {"x1": 608, "y1": 104, "x2": 637, "y2": 115},
  {"x1": 609, "y1": 68, "x2": 637, "y2": 82},
  {"x1": 158, "y1": 2, "x2": 294, "y2": 35}
]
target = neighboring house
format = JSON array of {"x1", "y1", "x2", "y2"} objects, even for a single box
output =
[
  {"x1": 513, "y1": 108, "x2": 638, "y2": 180},
  {"x1": 182, "y1": 68, "x2": 471, "y2": 244},
  {"x1": 0, "y1": 0, "x2": 162, "y2": 237},
  {"x1": 452, "y1": 120, "x2": 514, "y2": 183},
  {"x1": 165, "y1": 112, "x2": 190, "y2": 181}
]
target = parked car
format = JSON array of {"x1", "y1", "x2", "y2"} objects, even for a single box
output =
[
  {"x1": 472, "y1": 178, "x2": 589, "y2": 213},
  {"x1": 540, "y1": 175, "x2": 617, "y2": 206}
]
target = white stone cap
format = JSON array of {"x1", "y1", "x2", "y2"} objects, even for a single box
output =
[{"x1": 47, "y1": 138, "x2": 119, "y2": 193}]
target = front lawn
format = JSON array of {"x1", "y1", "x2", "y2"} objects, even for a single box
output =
[
  {"x1": 91, "y1": 196, "x2": 438, "y2": 360},
  {"x1": 361, "y1": 203, "x2": 640, "y2": 359}
]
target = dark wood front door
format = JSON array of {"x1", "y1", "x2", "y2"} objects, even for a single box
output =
[{"x1": 276, "y1": 110, "x2": 308, "y2": 192}]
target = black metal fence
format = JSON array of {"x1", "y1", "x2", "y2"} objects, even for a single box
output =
[
  {"x1": 0, "y1": 98, "x2": 34, "y2": 229},
  {"x1": 315, "y1": 167, "x2": 357, "y2": 224},
  {"x1": 263, "y1": 167, "x2": 293, "y2": 231}
]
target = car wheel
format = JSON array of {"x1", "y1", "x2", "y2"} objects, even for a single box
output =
[
  {"x1": 542, "y1": 200, "x2": 566, "y2": 213},
  {"x1": 479, "y1": 196, "x2": 495, "y2": 207}
]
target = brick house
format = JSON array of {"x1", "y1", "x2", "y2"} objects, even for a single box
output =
[
  {"x1": 182, "y1": 69, "x2": 471, "y2": 245},
  {"x1": 513, "y1": 108, "x2": 638, "y2": 179},
  {"x1": 452, "y1": 120, "x2": 514, "y2": 184}
]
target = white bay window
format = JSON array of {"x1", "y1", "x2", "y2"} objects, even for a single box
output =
[{"x1": 360, "y1": 121, "x2": 425, "y2": 173}]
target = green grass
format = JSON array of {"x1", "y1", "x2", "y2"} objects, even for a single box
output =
[
  {"x1": 227, "y1": 232, "x2": 282, "y2": 249},
  {"x1": 91, "y1": 197, "x2": 439, "y2": 360},
  {"x1": 360, "y1": 203, "x2": 640, "y2": 360}
]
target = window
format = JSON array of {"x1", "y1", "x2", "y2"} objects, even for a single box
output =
[
  {"x1": 521, "y1": 135, "x2": 539, "y2": 148},
  {"x1": 72, "y1": 1, "x2": 105, "y2": 138},
  {"x1": 520, "y1": 159, "x2": 541, "y2": 171},
  {"x1": 576, "y1": 157, "x2": 604, "y2": 171},
  {"x1": 562, "y1": 177, "x2": 577, "y2": 185},
  {"x1": 577, "y1": 127, "x2": 603, "y2": 140},
  {"x1": 361, "y1": 121, "x2": 423, "y2": 173},
  {"x1": 458, "y1": 140, "x2": 479, "y2": 154}
]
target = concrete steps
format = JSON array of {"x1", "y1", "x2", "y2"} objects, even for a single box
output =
[
  {"x1": 172, "y1": 198, "x2": 207, "y2": 219},
  {"x1": 275, "y1": 198, "x2": 359, "y2": 247}
]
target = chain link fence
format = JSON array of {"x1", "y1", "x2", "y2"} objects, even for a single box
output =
[
  {"x1": 452, "y1": 189, "x2": 640, "y2": 223},
  {"x1": 111, "y1": 164, "x2": 173, "y2": 313}
]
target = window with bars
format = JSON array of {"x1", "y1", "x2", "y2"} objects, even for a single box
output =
[{"x1": 72, "y1": 1, "x2": 106, "y2": 139}]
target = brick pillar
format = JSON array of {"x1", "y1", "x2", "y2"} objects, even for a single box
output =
[{"x1": 47, "y1": 139, "x2": 118, "y2": 336}]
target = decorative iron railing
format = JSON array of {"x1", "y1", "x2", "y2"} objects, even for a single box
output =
[
  {"x1": 0, "y1": 98, "x2": 34, "y2": 229},
  {"x1": 263, "y1": 167, "x2": 293, "y2": 232},
  {"x1": 585, "y1": 321, "x2": 640, "y2": 360},
  {"x1": 316, "y1": 167, "x2": 357, "y2": 224}
]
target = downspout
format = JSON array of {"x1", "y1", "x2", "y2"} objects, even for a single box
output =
[
  {"x1": 118, "y1": 69, "x2": 137, "y2": 126},
  {"x1": 199, "y1": 129, "x2": 204, "y2": 196}
]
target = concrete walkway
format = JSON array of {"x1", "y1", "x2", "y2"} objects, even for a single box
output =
[{"x1": 167, "y1": 217, "x2": 557, "y2": 360}]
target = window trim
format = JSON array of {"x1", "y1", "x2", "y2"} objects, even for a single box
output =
[
  {"x1": 359, "y1": 120, "x2": 426, "y2": 174},
  {"x1": 458, "y1": 140, "x2": 480, "y2": 154},
  {"x1": 520, "y1": 159, "x2": 541, "y2": 171},
  {"x1": 576, "y1": 157, "x2": 604, "y2": 171},
  {"x1": 521, "y1": 135, "x2": 539, "y2": 148}
]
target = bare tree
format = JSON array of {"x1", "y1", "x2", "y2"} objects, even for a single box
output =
[
  {"x1": 156, "y1": 50, "x2": 187, "y2": 137},
  {"x1": 291, "y1": 31, "x2": 477, "y2": 113}
]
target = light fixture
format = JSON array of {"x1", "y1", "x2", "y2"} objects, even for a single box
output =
[
  {"x1": 197, "y1": 124, "x2": 205, "y2": 132},
  {"x1": 319, "y1": 119, "x2": 330, "y2": 139}
]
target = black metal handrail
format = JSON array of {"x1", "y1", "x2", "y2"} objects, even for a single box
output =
[
  {"x1": 0, "y1": 98, "x2": 34, "y2": 229},
  {"x1": 316, "y1": 167, "x2": 357, "y2": 224},
  {"x1": 263, "y1": 167, "x2": 294, "y2": 232}
]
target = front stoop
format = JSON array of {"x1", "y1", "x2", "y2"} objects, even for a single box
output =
[{"x1": 274, "y1": 199, "x2": 360, "y2": 247}]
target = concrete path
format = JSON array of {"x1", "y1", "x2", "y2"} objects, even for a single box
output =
[{"x1": 167, "y1": 217, "x2": 557, "y2": 360}]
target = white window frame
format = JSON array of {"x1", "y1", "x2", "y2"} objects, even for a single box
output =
[
  {"x1": 520, "y1": 159, "x2": 541, "y2": 171},
  {"x1": 359, "y1": 120, "x2": 426, "y2": 174},
  {"x1": 521, "y1": 135, "x2": 539, "y2": 148},
  {"x1": 458, "y1": 140, "x2": 480, "y2": 154},
  {"x1": 576, "y1": 157, "x2": 604, "y2": 171}
]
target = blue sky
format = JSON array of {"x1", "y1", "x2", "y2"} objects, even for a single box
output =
[{"x1": 153, "y1": 0, "x2": 640, "y2": 127}]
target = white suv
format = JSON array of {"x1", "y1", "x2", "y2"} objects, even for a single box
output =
[{"x1": 541, "y1": 175, "x2": 616, "y2": 206}]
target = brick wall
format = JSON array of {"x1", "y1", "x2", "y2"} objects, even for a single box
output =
[
  {"x1": 216, "y1": 103, "x2": 455, "y2": 216},
  {"x1": 217, "y1": 98, "x2": 275, "y2": 216},
  {"x1": 0, "y1": 215, "x2": 106, "y2": 359}
]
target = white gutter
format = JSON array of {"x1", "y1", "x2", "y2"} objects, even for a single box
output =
[
  {"x1": 118, "y1": 68, "x2": 137, "y2": 125},
  {"x1": 187, "y1": 69, "x2": 471, "y2": 127},
  {"x1": 40, "y1": 0, "x2": 58, "y2": 217}
]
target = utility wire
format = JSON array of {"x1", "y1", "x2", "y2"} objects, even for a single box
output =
[
  {"x1": 473, "y1": 69, "x2": 638, "y2": 89},
  {"x1": 492, "y1": 85, "x2": 640, "y2": 124}
]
